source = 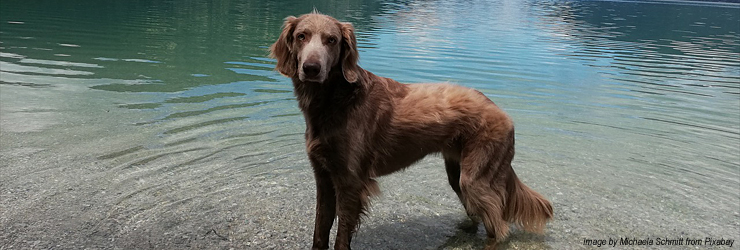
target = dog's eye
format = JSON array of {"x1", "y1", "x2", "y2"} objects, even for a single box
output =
[
  {"x1": 297, "y1": 34, "x2": 305, "y2": 41},
  {"x1": 328, "y1": 37, "x2": 336, "y2": 44}
]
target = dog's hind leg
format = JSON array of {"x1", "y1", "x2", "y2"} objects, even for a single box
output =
[
  {"x1": 442, "y1": 145, "x2": 465, "y2": 203},
  {"x1": 459, "y1": 172, "x2": 509, "y2": 248},
  {"x1": 458, "y1": 141, "x2": 513, "y2": 249},
  {"x1": 443, "y1": 157, "x2": 463, "y2": 201},
  {"x1": 443, "y1": 154, "x2": 480, "y2": 233}
]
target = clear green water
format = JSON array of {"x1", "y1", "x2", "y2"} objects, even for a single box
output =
[{"x1": 1, "y1": 1, "x2": 738, "y2": 249}]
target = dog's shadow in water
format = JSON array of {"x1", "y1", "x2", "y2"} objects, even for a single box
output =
[{"x1": 353, "y1": 214, "x2": 550, "y2": 250}]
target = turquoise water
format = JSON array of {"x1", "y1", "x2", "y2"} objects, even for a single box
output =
[{"x1": 1, "y1": 1, "x2": 738, "y2": 249}]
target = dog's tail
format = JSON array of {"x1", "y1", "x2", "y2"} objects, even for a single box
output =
[{"x1": 504, "y1": 173, "x2": 553, "y2": 233}]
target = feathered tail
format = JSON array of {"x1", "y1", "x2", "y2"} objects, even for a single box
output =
[{"x1": 504, "y1": 174, "x2": 553, "y2": 233}]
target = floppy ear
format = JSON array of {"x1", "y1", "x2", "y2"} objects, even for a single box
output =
[
  {"x1": 340, "y1": 22, "x2": 360, "y2": 83},
  {"x1": 269, "y1": 16, "x2": 298, "y2": 77}
]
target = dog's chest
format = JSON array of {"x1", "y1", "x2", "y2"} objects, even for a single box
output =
[
  {"x1": 305, "y1": 133, "x2": 352, "y2": 171},
  {"x1": 302, "y1": 109, "x2": 355, "y2": 162}
]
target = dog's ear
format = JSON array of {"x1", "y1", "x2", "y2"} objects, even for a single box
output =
[
  {"x1": 269, "y1": 16, "x2": 298, "y2": 77},
  {"x1": 340, "y1": 22, "x2": 360, "y2": 83}
]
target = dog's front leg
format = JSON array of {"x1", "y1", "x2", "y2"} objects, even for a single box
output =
[
  {"x1": 311, "y1": 167, "x2": 336, "y2": 250},
  {"x1": 332, "y1": 177, "x2": 364, "y2": 250}
]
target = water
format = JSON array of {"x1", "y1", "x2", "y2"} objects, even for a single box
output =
[{"x1": 1, "y1": 0, "x2": 738, "y2": 249}]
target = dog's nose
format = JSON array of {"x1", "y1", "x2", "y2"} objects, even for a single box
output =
[{"x1": 302, "y1": 62, "x2": 321, "y2": 78}]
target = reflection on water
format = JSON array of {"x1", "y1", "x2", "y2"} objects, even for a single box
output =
[{"x1": 1, "y1": 0, "x2": 738, "y2": 249}]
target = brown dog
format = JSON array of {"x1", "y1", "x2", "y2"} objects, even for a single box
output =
[{"x1": 269, "y1": 12, "x2": 553, "y2": 250}]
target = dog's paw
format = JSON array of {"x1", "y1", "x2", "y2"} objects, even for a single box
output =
[
  {"x1": 483, "y1": 238, "x2": 499, "y2": 250},
  {"x1": 457, "y1": 219, "x2": 479, "y2": 234}
]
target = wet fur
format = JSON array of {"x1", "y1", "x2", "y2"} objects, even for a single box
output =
[{"x1": 270, "y1": 12, "x2": 553, "y2": 250}]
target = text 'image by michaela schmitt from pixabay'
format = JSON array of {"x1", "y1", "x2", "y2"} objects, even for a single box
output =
[{"x1": 583, "y1": 237, "x2": 734, "y2": 248}]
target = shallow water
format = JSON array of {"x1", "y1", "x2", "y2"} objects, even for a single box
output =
[{"x1": 1, "y1": 0, "x2": 738, "y2": 249}]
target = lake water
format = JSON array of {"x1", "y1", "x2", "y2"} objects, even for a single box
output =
[{"x1": 1, "y1": 0, "x2": 738, "y2": 249}]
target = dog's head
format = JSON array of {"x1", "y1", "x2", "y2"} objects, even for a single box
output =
[{"x1": 269, "y1": 13, "x2": 359, "y2": 84}]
